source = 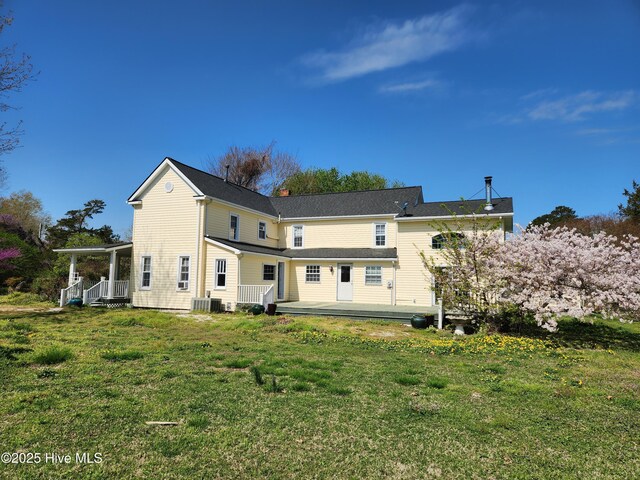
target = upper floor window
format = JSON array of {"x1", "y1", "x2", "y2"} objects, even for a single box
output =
[
  {"x1": 374, "y1": 223, "x2": 386, "y2": 246},
  {"x1": 177, "y1": 256, "x2": 190, "y2": 290},
  {"x1": 293, "y1": 225, "x2": 303, "y2": 248},
  {"x1": 258, "y1": 221, "x2": 267, "y2": 240},
  {"x1": 141, "y1": 256, "x2": 152, "y2": 289},
  {"x1": 229, "y1": 214, "x2": 239, "y2": 241},
  {"x1": 263, "y1": 264, "x2": 275, "y2": 281},
  {"x1": 432, "y1": 233, "x2": 466, "y2": 250}
]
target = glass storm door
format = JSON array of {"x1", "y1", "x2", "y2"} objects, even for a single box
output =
[
  {"x1": 277, "y1": 262, "x2": 285, "y2": 300},
  {"x1": 337, "y1": 264, "x2": 353, "y2": 301}
]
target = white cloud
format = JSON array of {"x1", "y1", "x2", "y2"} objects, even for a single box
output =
[
  {"x1": 526, "y1": 90, "x2": 638, "y2": 122},
  {"x1": 378, "y1": 79, "x2": 440, "y2": 93},
  {"x1": 301, "y1": 5, "x2": 474, "y2": 83}
]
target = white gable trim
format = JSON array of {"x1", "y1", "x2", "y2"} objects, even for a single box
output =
[
  {"x1": 127, "y1": 158, "x2": 203, "y2": 203},
  {"x1": 204, "y1": 237, "x2": 242, "y2": 255}
]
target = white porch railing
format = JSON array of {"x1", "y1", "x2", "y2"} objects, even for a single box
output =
[
  {"x1": 83, "y1": 280, "x2": 108, "y2": 304},
  {"x1": 60, "y1": 278, "x2": 83, "y2": 307},
  {"x1": 113, "y1": 280, "x2": 129, "y2": 298},
  {"x1": 237, "y1": 284, "x2": 274, "y2": 307}
]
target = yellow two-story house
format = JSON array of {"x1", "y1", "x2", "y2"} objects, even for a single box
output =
[{"x1": 56, "y1": 157, "x2": 513, "y2": 316}]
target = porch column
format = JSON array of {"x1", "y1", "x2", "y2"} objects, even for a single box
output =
[
  {"x1": 107, "y1": 250, "x2": 116, "y2": 299},
  {"x1": 68, "y1": 253, "x2": 77, "y2": 286}
]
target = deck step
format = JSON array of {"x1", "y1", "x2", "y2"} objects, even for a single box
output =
[{"x1": 276, "y1": 306, "x2": 420, "y2": 321}]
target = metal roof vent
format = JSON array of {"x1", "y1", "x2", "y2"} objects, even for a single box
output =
[{"x1": 484, "y1": 176, "x2": 494, "y2": 211}]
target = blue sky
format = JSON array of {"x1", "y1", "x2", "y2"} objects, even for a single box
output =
[{"x1": 2, "y1": 0, "x2": 639, "y2": 236}]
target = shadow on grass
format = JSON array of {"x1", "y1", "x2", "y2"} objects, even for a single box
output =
[{"x1": 513, "y1": 318, "x2": 640, "y2": 352}]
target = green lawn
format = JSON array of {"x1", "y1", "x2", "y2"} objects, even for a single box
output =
[{"x1": 0, "y1": 305, "x2": 639, "y2": 479}]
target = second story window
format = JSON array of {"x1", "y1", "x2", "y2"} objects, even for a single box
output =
[
  {"x1": 229, "y1": 214, "x2": 239, "y2": 241},
  {"x1": 293, "y1": 225, "x2": 303, "y2": 248},
  {"x1": 258, "y1": 221, "x2": 267, "y2": 240},
  {"x1": 374, "y1": 223, "x2": 386, "y2": 246}
]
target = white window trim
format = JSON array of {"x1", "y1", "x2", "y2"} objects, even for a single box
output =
[
  {"x1": 373, "y1": 222, "x2": 387, "y2": 247},
  {"x1": 229, "y1": 213, "x2": 240, "y2": 241},
  {"x1": 140, "y1": 255, "x2": 152, "y2": 290},
  {"x1": 293, "y1": 224, "x2": 304, "y2": 248},
  {"x1": 262, "y1": 263, "x2": 276, "y2": 281},
  {"x1": 214, "y1": 258, "x2": 227, "y2": 290},
  {"x1": 305, "y1": 264, "x2": 321, "y2": 283},
  {"x1": 176, "y1": 255, "x2": 191, "y2": 291},
  {"x1": 258, "y1": 220, "x2": 267, "y2": 241},
  {"x1": 364, "y1": 265, "x2": 383, "y2": 286}
]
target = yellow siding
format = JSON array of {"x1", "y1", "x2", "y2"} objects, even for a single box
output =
[
  {"x1": 239, "y1": 255, "x2": 290, "y2": 301},
  {"x1": 289, "y1": 261, "x2": 394, "y2": 305},
  {"x1": 279, "y1": 218, "x2": 396, "y2": 249},
  {"x1": 394, "y1": 219, "x2": 505, "y2": 307},
  {"x1": 131, "y1": 166, "x2": 199, "y2": 309},
  {"x1": 203, "y1": 243, "x2": 238, "y2": 311},
  {"x1": 205, "y1": 202, "x2": 279, "y2": 248}
]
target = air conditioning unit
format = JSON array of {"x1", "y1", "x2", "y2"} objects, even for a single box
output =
[
  {"x1": 191, "y1": 297, "x2": 223, "y2": 312},
  {"x1": 178, "y1": 281, "x2": 188, "y2": 290}
]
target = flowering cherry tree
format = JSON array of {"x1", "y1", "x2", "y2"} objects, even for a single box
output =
[
  {"x1": 422, "y1": 221, "x2": 640, "y2": 331},
  {"x1": 489, "y1": 225, "x2": 640, "y2": 330}
]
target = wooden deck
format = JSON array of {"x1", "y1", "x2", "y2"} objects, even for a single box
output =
[{"x1": 276, "y1": 301, "x2": 438, "y2": 322}]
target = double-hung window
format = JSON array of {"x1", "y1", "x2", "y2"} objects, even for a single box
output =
[
  {"x1": 293, "y1": 225, "x2": 303, "y2": 248},
  {"x1": 215, "y1": 259, "x2": 227, "y2": 289},
  {"x1": 365, "y1": 266, "x2": 382, "y2": 285},
  {"x1": 263, "y1": 264, "x2": 275, "y2": 281},
  {"x1": 177, "y1": 256, "x2": 190, "y2": 290},
  {"x1": 305, "y1": 265, "x2": 320, "y2": 283},
  {"x1": 229, "y1": 214, "x2": 239, "y2": 241},
  {"x1": 141, "y1": 256, "x2": 152, "y2": 289},
  {"x1": 374, "y1": 223, "x2": 386, "y2": 247},
  {"x1": 258, "y1": 221, "x2": 267, "y2": 240}
]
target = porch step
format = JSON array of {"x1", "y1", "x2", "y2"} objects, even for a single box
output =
[{"x1": 276, "y1": 306, "x2": 420, "y2": 322}]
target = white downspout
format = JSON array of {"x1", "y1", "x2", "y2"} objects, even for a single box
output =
[{"x1": 194, "y1": 200, "x2": 202, "y2": 298}]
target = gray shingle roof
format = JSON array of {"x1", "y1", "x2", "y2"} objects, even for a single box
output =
[
  {"x1": 407, "y1": 197, "x2": 513, "y2": 217},
  {"x1": 269, "y1": 187, "x2": 423, "y2": 218},
  {"x1": 170, "y1": 159, "x2": 278, "y2": 216},
  {"x1": 206, "y1": 237, "x2": 397, "y2": 259},
  {"x1": 167, "y1": 159, "x2": 513, "y2": 219}
]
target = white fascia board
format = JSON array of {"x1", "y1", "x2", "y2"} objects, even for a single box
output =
[
  {"x1": 289, "y1": 257, "x2": 398, "y2": 262},
  {"x1": 127, "y1": 158, "x2": 204, "y2": 203},
  {"x1": 204, "y1": 237, "x2": 242, "y2": 255},
  {"x1": 395, "y1": 212, "x2": 514, "y2": 222},
  {"x1": 53, "y1": 243, "x2": 133, "y2": 254},
  {"x1": 198, "y1": 196, "x2": 278, "y2": 220},
  {"x1": 279, "y1": 214, "x2": 396, "y2": 222}
]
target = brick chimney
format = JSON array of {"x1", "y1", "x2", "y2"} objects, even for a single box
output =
[{"x1": 279, "y1": 189, "x2": 290, "y2": 197}]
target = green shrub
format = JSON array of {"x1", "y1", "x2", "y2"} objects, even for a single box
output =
[{"x1": 33, "y1": 346, "x2": 73, "y2": 365}]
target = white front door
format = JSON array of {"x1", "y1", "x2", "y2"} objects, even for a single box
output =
[{"x1": 337, "y1": 264, "x2": 353, "y2": 301}]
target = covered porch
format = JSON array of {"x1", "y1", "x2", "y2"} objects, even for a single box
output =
[{"x1": 53, "y1": 242, "x2": 133, "y2": 307}]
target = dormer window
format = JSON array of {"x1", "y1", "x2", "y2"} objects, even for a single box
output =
[
  {"x1": 293, "y1": 225, "x2": 303, "y2": 248},
  {"x1": 374, "y1": 223, "x2": 386, "y2": 247},
  {"x1": 229, "y1": 214, "x2": 239, "y2": 241}
]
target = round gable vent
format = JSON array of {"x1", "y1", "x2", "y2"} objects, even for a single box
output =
[{"x1": 164, "y1": 181, "x2": 174, "y2": 193}]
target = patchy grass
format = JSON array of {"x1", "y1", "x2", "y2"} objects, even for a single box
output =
[
  {"x1": 32, "y1": 345, "x2": 73, "y2": 365},
  {"x1": 0, "y1": 292, "x2": 53, "y2": 307},
  {"x1": 0, "y1": 305, "x2": 639, "y2": 479}
]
